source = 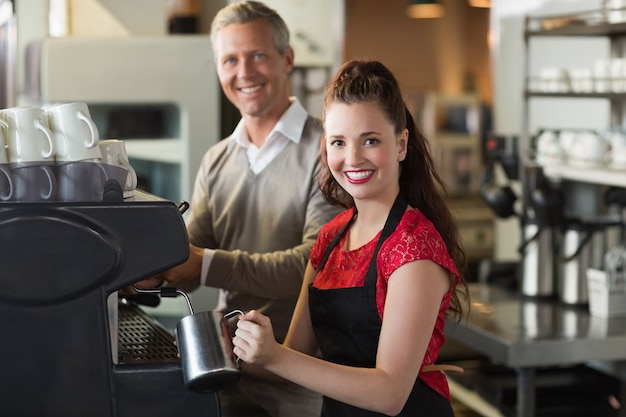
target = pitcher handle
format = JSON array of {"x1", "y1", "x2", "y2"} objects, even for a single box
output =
[{"x1": 222, "y1": 310, "x2": 245, "y2": 367}]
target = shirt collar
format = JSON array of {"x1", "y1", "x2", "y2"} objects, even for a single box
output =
[{"x1": 227, "y1": 98, "x2": 308, "y2": 153}]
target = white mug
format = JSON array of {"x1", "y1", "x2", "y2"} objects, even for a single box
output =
[
  {"x1": 45, "y1": 102, "x2": 100, "y2": 162},
  {"x1": 535, "y1": 130, "x2": 563, "y2": 165},
  {"x1": 608, "y1": 130, "x2": 626, "y2": 167},
  {"x1": 0, "y1": 107, "x2": 55, "y2": 164},
  {"x1": 558, "y1": 130, "x2": 577, "y2": 161},
  {"x1": 98, "y1": 139, "x2": 137, "y2": 197},
  {"x1": 569, "y1": 131, "x2": 608, "y2": 167},
  {"x1": 10, "y1": 164, "x2": 57, "y2": 201},
  {"x1": 56, "y1": 161, "x2": 109, "y2": 202}
]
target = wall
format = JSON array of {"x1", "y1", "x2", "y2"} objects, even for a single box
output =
[
  {"x1": 343, "y1": 0, "x2": 492, "y2": 104},
  {"x1": 198, "y1": 0, "x2": 492, "y2": 119}
]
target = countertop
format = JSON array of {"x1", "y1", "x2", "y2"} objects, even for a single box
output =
[{"x1": 445, "y1": 283, "x2": 626, "y2": 368}]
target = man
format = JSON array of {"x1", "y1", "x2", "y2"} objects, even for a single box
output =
[{"x1": 145, "y1": 1, "x2": 340, "y2": 416}]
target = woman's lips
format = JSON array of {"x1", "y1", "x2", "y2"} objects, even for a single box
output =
[{"x1": 345, "y1": 170, "x2": 374, "y2": 184}]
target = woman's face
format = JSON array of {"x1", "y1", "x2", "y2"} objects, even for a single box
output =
[{"x1": 324, "y1": 101, "x2": 407, "y2": 203}]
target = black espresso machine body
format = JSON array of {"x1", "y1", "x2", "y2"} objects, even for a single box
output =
[{"x1": 0, "y1": 192, "x2": 219, "y2": 417}]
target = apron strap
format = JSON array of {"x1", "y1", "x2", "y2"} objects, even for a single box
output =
[{"x1": 363, "y1": 193, "x2": 407, "y2": 287}]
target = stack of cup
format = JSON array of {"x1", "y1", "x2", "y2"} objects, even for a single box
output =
[
  {"x1": 0, "y1": 106, "x2": 57, "y2": 201},
  {"x1": 45, "y1": 102, "x2": 104, "y2": 202},
  {"x1": 0, "y1": 102, "x2": 138, "y2": 202}
]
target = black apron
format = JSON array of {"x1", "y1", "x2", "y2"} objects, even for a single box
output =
[{"x1": 308, "y1": 194, "x2": 455, "y2": 417}]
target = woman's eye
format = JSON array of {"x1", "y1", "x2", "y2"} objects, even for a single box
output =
[
  {"x1": 330, "y1": 140, "x2": 344, "y2": 147},
  {"x1": 365, "y1": 138, "x2": 379, "y2": 145}
]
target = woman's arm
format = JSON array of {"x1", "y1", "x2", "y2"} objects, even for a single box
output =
[
  {"x1": 237, "y1": 261, "x2": 320, "y2": 382},
  {"x1": 233, "y1": 259, "x2": 450, "y2": 416}
]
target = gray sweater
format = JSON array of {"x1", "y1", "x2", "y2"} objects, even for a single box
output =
[{"x1": 186, "y1": 115, "x2": 340, "y2": 342}]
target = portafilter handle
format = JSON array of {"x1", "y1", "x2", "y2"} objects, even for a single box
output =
[{"x1": 131, "y1": 284, "x2": 195, "y2": 315}]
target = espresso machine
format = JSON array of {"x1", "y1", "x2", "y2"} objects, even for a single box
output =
[{"x1": 0, "y1": 191, "x2": 220, "y2": 417}]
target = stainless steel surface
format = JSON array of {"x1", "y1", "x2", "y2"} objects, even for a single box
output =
[
  {"x1": 446, "y1": 283, "x2": 626, "y2": 367},
  {"x1": 521, "y1": 223, "x2": 555, "y2": 297},
  {"x1": 445, "y1": 283, "x2": 626, "y2": 417},
  {"x1": 175, "y1": 309, "x2": 243, "y2": 393}
]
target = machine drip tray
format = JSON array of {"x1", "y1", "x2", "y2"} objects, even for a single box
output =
[{"x1": 118, "y1": 302, "x2": 180, "y2": 364}]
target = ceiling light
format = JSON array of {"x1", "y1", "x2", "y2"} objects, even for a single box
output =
[
  {"x1": 469, "y1": 0, "x2": 491, "y2": 7},
  {"x1": 407, "y1": 0, "x2": 444, "y2": 19}
]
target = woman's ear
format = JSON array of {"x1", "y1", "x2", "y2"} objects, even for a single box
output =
[{"x1": 398, "y1": 129, "x2": 409, "y2": 162}]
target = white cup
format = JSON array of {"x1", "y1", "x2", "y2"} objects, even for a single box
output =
[
  {"x1": 558, "y1": 130, "x2": 577, "y2": 161},
  {"x1": 10, "y1": 164, "x2": 57, "y2": 201},
  {"x1": 611, "y1": 58, "x2": 626, "y2": 93},
  {"x1": 608, "y1": 130, "x2": 626, "y2": 167},
  {"x1": 569, "y1": 131, "x2": 608, "y2": 167},
  {"x1": 98, "y1": 139, "x2": 137, "y2": 197},
  {"x1": 45, "y1": 102, "x2": 100, "y2": 162},
  {"x1": 56, "y1": 161, "x2": 109, "y2": 202},
  {"x1": 0, "y1": 165, "x2": 12, "y2": 201},
  {"x1": 594, "y1": 59, "x2": 611, "y2": 93},
  {"x1": 0, "y1": 107, "x2": 55, "y2": 164},
  {"x1": 535, "y1": 130, "x2": 563, "y2": 165}
]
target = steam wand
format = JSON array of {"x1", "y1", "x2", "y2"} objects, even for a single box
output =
[{"x1": 132, "y1": 284, "x2": 195, "y2": 315}]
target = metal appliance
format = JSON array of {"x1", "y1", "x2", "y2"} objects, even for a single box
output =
[{"x1": 0, "y1": 191, "x2": 220, "y2": 417}]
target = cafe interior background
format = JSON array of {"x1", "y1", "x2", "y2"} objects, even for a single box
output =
[{"x1": 3, "y1": 0, "x2": 626, "y2": 416}]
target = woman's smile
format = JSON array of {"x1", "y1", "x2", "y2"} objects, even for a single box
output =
[{"x1": 345, "y1": 169, "x2": 375, "y2": 183}]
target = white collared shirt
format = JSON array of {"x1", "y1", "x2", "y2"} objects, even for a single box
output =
[{"x1": 226, "y1": 97, "x2": 308, "y2": 174}]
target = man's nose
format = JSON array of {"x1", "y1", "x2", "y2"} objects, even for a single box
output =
[{"x1": 238, "y1": 57, "x2": 256, "y2": 77}]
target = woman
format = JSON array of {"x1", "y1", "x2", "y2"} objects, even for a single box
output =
[{"x1": 232, "y1": 59, "x2": 469, "y2": 416}]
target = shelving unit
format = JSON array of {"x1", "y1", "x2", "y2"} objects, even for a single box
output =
[{"x1": 522, "y1": 9, "x2": 626, "y2": 208}]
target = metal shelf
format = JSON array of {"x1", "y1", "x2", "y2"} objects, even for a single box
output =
[{"x1": 525, "y1": 9, "x2": 626, "y2": 38}]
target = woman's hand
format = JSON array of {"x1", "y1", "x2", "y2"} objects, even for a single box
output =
[{"x1": 233, "y1": 310, "x2": 280, "y2": 367}]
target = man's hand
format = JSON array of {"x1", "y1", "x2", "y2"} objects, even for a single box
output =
[{"x1": 134, "y1": 243, "x2": 205, "y2": 293}]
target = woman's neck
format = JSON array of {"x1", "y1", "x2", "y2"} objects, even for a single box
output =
[{"x1": 348, "y1": 196, "x2": 398, "y2": 250}]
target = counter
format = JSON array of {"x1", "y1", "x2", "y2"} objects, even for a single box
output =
[{"x1": 445, "y1": 283, "x2": 626, "y2": 417}]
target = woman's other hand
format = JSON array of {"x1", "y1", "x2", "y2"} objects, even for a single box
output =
[{"x1": 233, "y1": 310, "x2": 280, "y2": 367}]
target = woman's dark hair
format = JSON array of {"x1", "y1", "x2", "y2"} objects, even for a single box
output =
[{"x1": 319, "y1": 59, "x2": 468, "y2": 320}]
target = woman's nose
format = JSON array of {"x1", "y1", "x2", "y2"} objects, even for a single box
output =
[{"x1": 345, "y1": 144, "x2": 363, "y2": 165}]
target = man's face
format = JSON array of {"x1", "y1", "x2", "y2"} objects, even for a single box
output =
[{"x1": 214, "y1": 19, "x2": 294, "y2": 121}]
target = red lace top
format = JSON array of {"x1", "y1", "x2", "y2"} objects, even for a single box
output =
[{"x1": 310, "y1": 208, "x2": 460, "y2": 400}]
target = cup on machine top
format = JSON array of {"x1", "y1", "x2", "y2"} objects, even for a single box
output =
[
  {"x1": 0, "y1": 106, "x2": 56, "y2": 164},
  {"x1": 44, "y1": 102, "x2": 101, "y2": 163},
  {"x1": 98, "y1": 139, "x2": 138, "y2": 198}
]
